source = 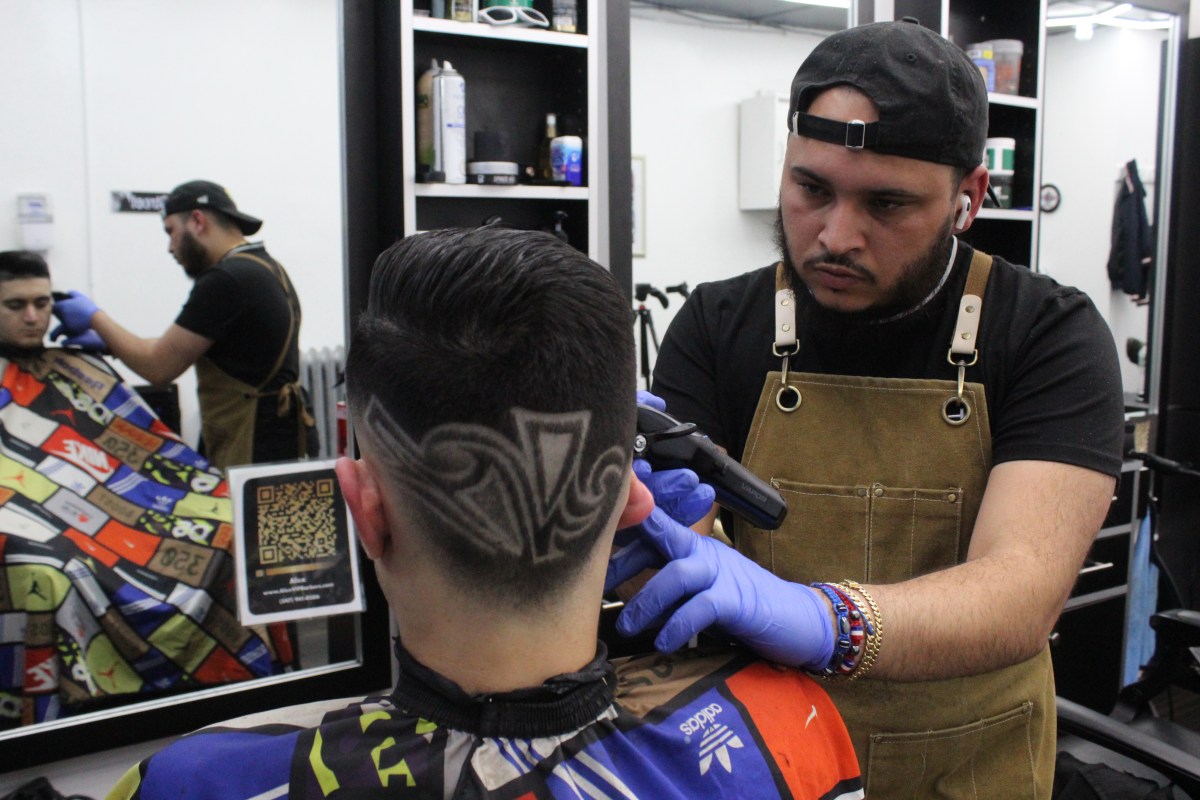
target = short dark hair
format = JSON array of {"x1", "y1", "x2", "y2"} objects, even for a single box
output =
[
  {"x1": 0, "y1": 251, "x2": 50, "y2": 283},
  {"x1": 346, "y1": 227, "x2": 636, "y2": 606}
]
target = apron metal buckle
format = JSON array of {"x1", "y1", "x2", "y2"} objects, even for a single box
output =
[{"x1": 775, "y1": 353, "x2": 802, "y2": 413}]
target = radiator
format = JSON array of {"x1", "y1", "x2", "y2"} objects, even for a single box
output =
[{"x1": 300, "y1": 346, "x2": 346, "y2": 459}]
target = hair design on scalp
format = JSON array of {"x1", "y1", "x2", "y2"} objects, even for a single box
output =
[
  {"x1": 0, "y1": 251, "x2": 50, "y2": 283},
  {"x1": 361, "y1": 396, "x2": 626, "y2": 564},
  {"x1": 346, "y1": 227, "x2": 636, "y2": 604}
]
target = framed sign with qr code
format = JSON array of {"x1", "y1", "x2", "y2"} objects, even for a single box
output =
[{"x1": 228, "y1": 459, "x2": 365, "y2": 625}]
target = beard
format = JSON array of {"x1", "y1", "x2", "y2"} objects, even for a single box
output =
[
  {"x1": 177, "y1": 230, "x2": 212, "y2": 278},
  {"x1": 773, "y1": 207, "x2": 954, "y2": 326}
]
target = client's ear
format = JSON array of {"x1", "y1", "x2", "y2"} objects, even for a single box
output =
[
  {"x1": 615, "y1": 469, "x2": 654, "y2": 529},
  {"x1": 335, "y1": 456, "x2": 389, "y2": 559}
]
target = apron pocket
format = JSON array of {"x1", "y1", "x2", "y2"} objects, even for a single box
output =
[
  {"x1": 865, "y1": 483, "x2": 964, "y2": 583},
  {"x1": 742, "y1": 482, "x2": 869, "y2": 583},
  {"x1": 752, "y1": 481, "x2": 964, "y2": 584},
  {"x1": 865, "y1": 702, "x2": 1037, "y2": 799}
]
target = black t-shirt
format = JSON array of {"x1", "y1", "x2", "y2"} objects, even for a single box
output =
[
  {"x1": 175, "y1": 243, "x2": 300, "y2": 390},
  {"x1": 652, "y1": 242, "x2": 1125, "y2": 478}
]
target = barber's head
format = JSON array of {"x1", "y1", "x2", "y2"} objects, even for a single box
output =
[
  {"x1": 161, "y1": 180, "x2": 262, "y2": 277},
  {"x1": 0, "y1": 251, "x2": 53, "y2": 350},
  {"x1": 340, "y1": 227, "x2": 639, "y2": 609},
  {"x1": 776, "y1": 19, "x2": 990, "y2": 319}
]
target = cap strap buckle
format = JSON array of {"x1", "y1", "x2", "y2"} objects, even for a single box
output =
[{"x1": 845, "y1": 119, "x2": 867, "y2": 150}]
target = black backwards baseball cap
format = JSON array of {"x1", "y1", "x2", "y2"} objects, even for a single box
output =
[
  {"x1": 788, "y1": 18, "x2": 989, "y2": 170},
  {"x1": 162, "y1": 180, "x2": 263, "y2": 235}
]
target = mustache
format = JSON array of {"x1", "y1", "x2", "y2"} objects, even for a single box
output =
[{"x1": 801, "y1": 251, "x2": 875, "y2": 283}]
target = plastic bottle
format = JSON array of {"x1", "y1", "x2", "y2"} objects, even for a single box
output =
[
  {"x1": 435, "y1": 61, "x2": 467, "y2": 184},
  {"x1": 551, "y1": 134, "x2": 583, "y2": 186},
  {"x1": 416, "y1": 59, "x2": 440, "y2": 181},
  {"x1": 537, "y1": 113, "x2": 557, "y2": 180},
  {"x1": 552, "y1": 0, "x2": 577, "y2": 32}
]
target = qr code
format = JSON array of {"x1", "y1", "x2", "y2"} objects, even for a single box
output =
[{"x1": 256, "y1": 478, "x2": 338, "y2": 565}]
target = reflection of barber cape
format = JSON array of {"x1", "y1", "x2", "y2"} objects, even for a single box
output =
[
  {"x1": 0, "y1": 349, "x2": 288, "y2": 728},
  {"x1": 195, "y1": 251, "x2": 313, "y2": 470},
  {"x1": 732, "y1": 253, "x2": 1056, "y2": 796}
]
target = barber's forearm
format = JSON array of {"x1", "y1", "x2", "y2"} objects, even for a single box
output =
[
  {"x1": 863, "y1": 556, "x2": 1066, "y2": 681},
  {"x1": 91, "y1": 311, "x2": 184, "y2": 386},
  {"x1": 855, "y1": 462, "x2": 1114, "y2": 682}
]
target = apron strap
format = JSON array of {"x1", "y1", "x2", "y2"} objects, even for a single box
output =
[
  {"x1": 948, "y1": 249, "x2": 994, "y2": 364},
  {"x1": 231, "y1": 252, "x2": 302, "y2": 393},
  {"x1": 232, "y1": 252, "x2": 314, "y2": 457}
]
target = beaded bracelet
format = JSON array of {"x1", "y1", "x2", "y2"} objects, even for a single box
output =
[
  {"x1": 838, "y1": 580, "x2": 884, "y2": 680},
  {"x1": 809, "y1": 582, "x2": 855, "y2": 676}
]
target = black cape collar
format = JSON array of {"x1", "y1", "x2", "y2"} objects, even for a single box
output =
[{"x1": 389, "y1": 637, "x2": 616, "y2": 739}]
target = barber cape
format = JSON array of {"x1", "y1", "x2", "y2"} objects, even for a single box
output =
[
  {"x1": 109, "y1": 642, "x2": 863, "y2": 800},
  {"x1": 0, "y1": 349, "x2": 288, "y2": 728}
]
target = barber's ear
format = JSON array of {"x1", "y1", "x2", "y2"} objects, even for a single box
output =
[
  {"x1": 335, "y1": 456, "x2": 389, "y2": 559},
  {"x1": 615, "y1": 469, "x2": 655, "y2": 529}
]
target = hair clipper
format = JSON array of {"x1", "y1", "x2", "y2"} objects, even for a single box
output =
[{"x1": 634, "y1": 404, "x2": 787, "y2": 530}]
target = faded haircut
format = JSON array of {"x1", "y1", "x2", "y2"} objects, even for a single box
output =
[
  {"x1": 346, "y1": 227, "x2": 636, "y2": 606},
  {"x1": 0, "y1": 251, "x2": 50, "y2": 283}
]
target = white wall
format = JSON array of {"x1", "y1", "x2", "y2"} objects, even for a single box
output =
[
  {"x1": 1040, "y1": 24, "x2": 1168, "y2": 393},
  {"x1": 0, "y1": 0, "x2": 343, "y2": 445},
  {"x1": 630, "y1": 9, "x2": 826, "y2": 346}
]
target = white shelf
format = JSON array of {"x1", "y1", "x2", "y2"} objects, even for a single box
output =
[
  {"x1": 413, "y1": 16, "x2": 588, "y2": 48},
  {"x1": 988, "y1": 92, "x2": 1039, "y2": 110},
  {"x1": 413, "y1": 184, "x2": 590, "y2": 200},
  {"x1": 976, "y1": 208, "x2": 1036, "y2": 222}
]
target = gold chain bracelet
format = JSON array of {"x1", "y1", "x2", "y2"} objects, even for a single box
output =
[{"x1": 839, "y1": 580, "x2": 883, "y2": 680}]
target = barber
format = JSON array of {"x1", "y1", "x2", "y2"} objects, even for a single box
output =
[
  {"x1": 51, "y1": 180, "x2": 316, "y2": 469},
  {"x1": 609, "y1": 19, "x2": 1124, "y2": 795}
]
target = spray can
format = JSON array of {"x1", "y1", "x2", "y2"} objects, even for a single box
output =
[
  {"x1": 434, "y1": 60, "x2": 467, "y2": 184},
  {"x1": 416, "y1": 59, "x2": 441, "y2": 181}
]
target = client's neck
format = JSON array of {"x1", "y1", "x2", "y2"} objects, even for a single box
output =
[{"x1": 393, "y1": 562, "x2": 605, "y2": 696}]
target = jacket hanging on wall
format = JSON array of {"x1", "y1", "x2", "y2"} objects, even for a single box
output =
[{"x1": 1107, "y1": 159, "x2": 1155, "y2": 300}]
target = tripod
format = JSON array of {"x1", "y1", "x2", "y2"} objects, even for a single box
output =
[{"x1": 634, "y1": 283, "x2": 668, "y2": 390}]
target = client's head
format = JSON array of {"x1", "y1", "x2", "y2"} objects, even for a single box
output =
[
  {"x1": 339, "y1": 227, "x2": 642, "y2": 612},
  {"x1": 0, "y1": 251, "x2": 53, "y2": 351}
]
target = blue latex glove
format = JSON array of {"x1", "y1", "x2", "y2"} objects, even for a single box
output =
[
  {"x1": 636, "y1": 389, "x2": 664, "y2": 411},
  {"x1": 51, "y1": 290, "x2": 100, "y2": 336},
  {"x1": 57, "y1": 328, "x2": 106, "y2": 352},
  {"x1": 611, "y1": 506, "x2": 835, "y2": 670}
]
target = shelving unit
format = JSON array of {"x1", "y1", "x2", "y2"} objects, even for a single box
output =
[
  {"x1": 341, "y1": 1, "x2": 632, "y2": 326},
  {"x1": 399, "y1": 2, "x2": 605, "y2": 256},
  {"x1": 1053, "y1": 452, "x2": 1151, "y2": 712}
]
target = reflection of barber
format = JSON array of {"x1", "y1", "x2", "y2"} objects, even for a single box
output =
[
  {"x1": 52, "y1": 180, "x2": 316, "y2": 469},
  {"x1": 610, "y1": 20, "x2": 1125, "y2": 795}
]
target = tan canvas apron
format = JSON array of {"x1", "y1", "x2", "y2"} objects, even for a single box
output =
[
  {"x1": 196, "y1": 252, "x2": 313, "y2": 470},
  {"x1": 732, "y1": 252, "x2": 1056, "y2": 798}
]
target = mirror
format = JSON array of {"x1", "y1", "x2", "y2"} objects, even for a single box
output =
[
  {"x1": 0, "y1": 0, "x2": 389, "y2": 772},
  {"x1": 1038, "y1": 1, "x2": 1180, "y2": 410}
]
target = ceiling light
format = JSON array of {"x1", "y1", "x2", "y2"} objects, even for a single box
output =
[
  {"x1": 1046, "y1": 3, "x2": 1131, "y2": 26},
  {"x1": 779, "y1": 0, "x2": 851, "y2": 8}
]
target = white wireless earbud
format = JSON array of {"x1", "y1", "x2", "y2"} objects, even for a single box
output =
[{"x1": 955, "y1": 194, "x2": 972, "y2": 230}]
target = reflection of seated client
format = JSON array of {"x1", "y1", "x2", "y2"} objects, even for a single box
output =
[
  {"x1": 50, "y1": 180, "x2": 316, "y2": 470},
  {"x1": 0, "y1": 251, "x2": 55, "y2": 354},
  {"x1": 108, "y1": 228, "x2": 863, "y2": 799},
  {"x1": 0, "y1": 250, "x2": 289, "y2": 729}
]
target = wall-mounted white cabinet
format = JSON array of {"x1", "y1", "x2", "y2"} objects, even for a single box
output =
[{"x1": 737, "y1": 92, "x2": 788, "y2": 211}]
